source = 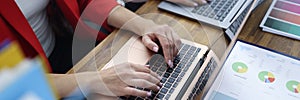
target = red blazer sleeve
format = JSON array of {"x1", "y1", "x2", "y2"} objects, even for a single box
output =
[{"x1": 56, "y1": 0, "x2": 118, "y2": 40}]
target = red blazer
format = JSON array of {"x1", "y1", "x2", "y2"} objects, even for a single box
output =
[
  {"x1": 0, "y1": 0, "x2": 117, "y2": 71},
  {"x1": 57, "y1": 0, "x2": 117, "y2": 41}
]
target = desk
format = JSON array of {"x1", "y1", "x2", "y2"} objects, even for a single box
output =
[
  {"x1": 68, "y1": 0, "x2": 300, "y2": 98},
  {"x1": 238, "y1": 0, "x2": 300, "y2": 57}
]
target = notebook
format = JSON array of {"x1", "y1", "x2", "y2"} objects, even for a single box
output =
[
  {"x1": 204, "y1": 40, "x2": 300, "y2": 100},
  {"x1": 99, "y1": 0, "x2": 260, "y2": 99},
  {"x1": 157, "y1": 0, "x2": 253, "y2": 29},
  {"x1": 103, "y1": 36, "x2": 222, "y2": 100}
]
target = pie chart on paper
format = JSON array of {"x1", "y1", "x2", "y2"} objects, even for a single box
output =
[
  {"x1": 232, "y1": 62, "x2": 248, "y2": 73},
  {"x1": 286, "y1": 80, "x2": 300, "y2": 93},
  {"x1": 258, "y1": 71, "x2": 275, "y2": 83}
]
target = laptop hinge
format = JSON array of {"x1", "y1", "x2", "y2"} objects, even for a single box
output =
[{"x1": 175, "y1": 53, "x2": 207, "y2": 99}]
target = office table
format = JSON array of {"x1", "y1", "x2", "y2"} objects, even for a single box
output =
[
  {"x1": 68, "y1": 0, "x2": 300, "y2": 99},
  {"x1": 67, "y1": 0, "x2": 300, "y2": 98},
  {"x1": 68, "y1": 0, "x2": 299, "y2": 73}
]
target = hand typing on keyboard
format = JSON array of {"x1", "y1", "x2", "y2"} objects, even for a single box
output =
[
  {"x1": 77, "y1": 63, "x2": 162, "y2": 99},
  {"x1": 167, "y1": 0, "x2": 211, "y2": 6},
  {"x1": 141, "y1": 23, "x2": 181, "y2": 68}
]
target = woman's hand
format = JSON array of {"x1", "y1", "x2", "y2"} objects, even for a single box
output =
[
  {"x1": 79, "y1": 63, "x2": 161, "y2": 98},
  {"x1": 141, "y1": 24, "x2": 181, "y2": 68},
  {"x1": 108, "y1": 6, "x2": 181, "y2": 67}
]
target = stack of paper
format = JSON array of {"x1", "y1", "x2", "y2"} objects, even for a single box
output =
[{"x1": 260, "y1": 0, "x2": 300, "y2": 40}]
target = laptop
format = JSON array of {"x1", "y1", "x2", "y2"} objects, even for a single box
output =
[
  {"x1": 157, "y1": 0, "x2": 253, "y2": 29},
  {"x1": 101, "y1": 1, "x2": 259, "y2": 99},
  {"x1": 103, "y1": 36, "x2": 222, "y2": 100}
]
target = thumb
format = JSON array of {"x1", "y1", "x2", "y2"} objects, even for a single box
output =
[{"x1": 142, "y1": 36, "x2": 159, "y2": 52}]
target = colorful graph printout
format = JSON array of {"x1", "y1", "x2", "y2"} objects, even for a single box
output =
[
  {"x1": 258, "y1": 71, "x2": 275, "y2": 83},
  {"x1": 286, "y1": 80, "x2": 300, "y2": 93},
  {"x1": 260, "y1": 0, "x2": 300, "y2": 40},
  {"x1": 232, "y1": 62, "x2": 248, "y2": 73}
]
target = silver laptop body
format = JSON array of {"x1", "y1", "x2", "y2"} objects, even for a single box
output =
[{"x1": 158, "y1": 0, "x2": 253, "y2": 28}]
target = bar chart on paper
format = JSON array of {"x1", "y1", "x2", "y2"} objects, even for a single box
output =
[{"x1": 260, "y1": 0, "x2": 300, "y2": 40}]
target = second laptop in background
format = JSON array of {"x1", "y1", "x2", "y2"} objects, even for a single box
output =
[{"x1": 158, "y1": 0, "x2": 253, "y2": 29}]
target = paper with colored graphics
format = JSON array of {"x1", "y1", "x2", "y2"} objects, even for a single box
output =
[{"x1": 260, "y1": 0, "x2": 300, "y2": 40}]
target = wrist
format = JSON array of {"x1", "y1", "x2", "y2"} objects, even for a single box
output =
[{"x1": 129, "y1": 18, "x2": 157, "y2": 36}]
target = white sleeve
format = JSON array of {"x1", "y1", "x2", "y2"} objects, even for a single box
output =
[{"x1": 116, "y1": 0, "x2": 126, "y2": 6}]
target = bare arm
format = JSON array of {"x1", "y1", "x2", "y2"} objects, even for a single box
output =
[
  {"x1": 49, "y1": 74, "x2": 78, "y2": 98},
  {"x1": 49, "y1": 63, "x2": 161, "y2": 99},
  {"x1": 107, "y1": 6, "x2": 181, "y2": 67}
]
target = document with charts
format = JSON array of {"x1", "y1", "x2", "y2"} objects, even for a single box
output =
[{"x1": 204, "y1": 40, "x2": 300, "y2": 100}]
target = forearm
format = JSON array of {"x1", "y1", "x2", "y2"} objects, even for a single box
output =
[
  {"x1": 48, "y1": 74, "x2": 78, "y2": 98},
  {"x1": 107, "y1": 5, "x2": 156, "y2": 36}
]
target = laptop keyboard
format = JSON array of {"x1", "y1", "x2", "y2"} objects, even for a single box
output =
[
  {"x1": 227, "y1": 1, "x2": 251, "y2": 35},
  {"x1": 119, "y1": 43, "x2": 203, "y2": 100},
  {"x1": 191, "y1": 0, "x2": 239, "y2": 21},
  {"x1": 187, "y1": 58, "x2": 218, "y2": 100}
]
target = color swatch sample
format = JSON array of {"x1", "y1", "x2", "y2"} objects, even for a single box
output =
[
  {"x1": 286, "y1": 80, "x2": 300, "y2": 93},
  {"x1": 232, "y1": 62, "x2": 248, "y2": 73},
  {"x1": 260, "y1": 0, "x2": 300, "y2": 40},
  {"x1": 258, "y1": 71, "x2": 275, "y2": 83}
]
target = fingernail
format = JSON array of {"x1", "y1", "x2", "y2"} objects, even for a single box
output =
[
  {"x1": 153, "y1": 46, "x2": 158, "y2": 52},
  {"x1": 145, "y1": 65, "x2": 150, "y2": 68},
  {"x1": 147, "y1": 92, "x2": 151, "y2": 97},
  {"x1": 158, "y1": 76, "x2": 162, "y2": 80},
  {"x1": 157, "y1": 86, "x2": 160, "y2": 90},
  {"x1": 168, "y1": 60, "x2": 173, "y2": 68},
  {"x1": 202, "y1": 0, "x2": 207, "y2": 3},
  {"x1": 193, "y1": 3, "x2": 198, "y2": 6},
  {"x1": 159, "y1": 83, "x2": 163, "y2": 86}
]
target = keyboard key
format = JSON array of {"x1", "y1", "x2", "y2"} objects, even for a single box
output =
[
  {"x1": 160, "y1": 88, "x2": 168, "y2": 94},
  {"x1": 154, "y1": 62, "x2": 161, "y2": 67},
  {"x1": 159, "y1": 66, "x2": 167, "y2": 72},
  {"x1": 169, "y1": 88, "x2": 175, "y2": 93},
  {"x1": 158, "y1": 57, "x2": 164, "y2": 62},
  {"x1": 161, "y1": 77, "x2": 167, "y2": 83},
  {"x1": 174, "y1": 68, "x2": 181, "y2": 73},
  {"x1": 165, "y1": 94, "x2": 171, "y2": 99},
  {"x1": 156, "y1": 93, "x2": 165, "y2": 99},
  {"x1": 166, "y1": 68, "x2": 173, "y2": 73},
  {"x1": 177, "y1": 77, "x2": 183, "y2": 82},
  {"x1": 157, "y1": 72, "x2": 163, "y2": 76},
  {"x1": 164, "y1": 83, "x2": 172, "y2": 88},
  {"x1": 163, "y1": 73, "x2": 170, "y2": 78},
  {"x1": 171, "y1": 73, "x2": 178, "y2": 78},
  {"x1": 177, "y1": 63, "x2": 184, "y2": 70},
  {"x1": 174, "y1": 58, "x2": 180, "y2": 65},
  {"x1": 173, "y1": 82, "x2": 178, "y2": 87},
  {"x1": 168, "y1": 77, "x2": 175, "y2": 83},
  {"x1": 151, "y1": 67, "x2": 158, "y2": 72},
  {"x1": 192, "y1": 88, "x2": 196, "y2": 93}
]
